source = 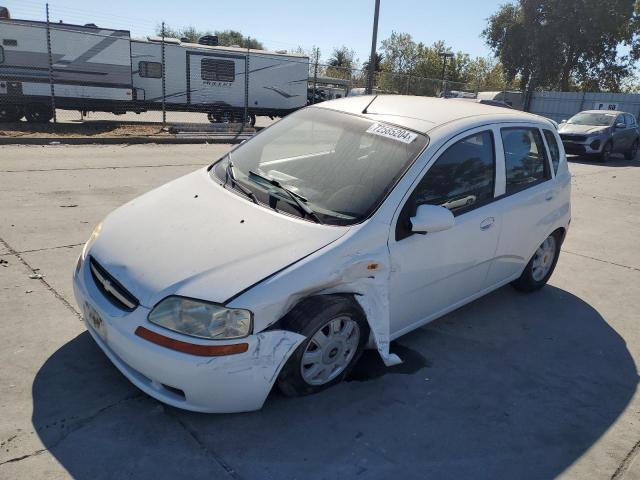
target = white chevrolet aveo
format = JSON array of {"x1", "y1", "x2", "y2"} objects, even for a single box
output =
[{"x1": 73, "y1": 96, "x2": 571, "y2": 413}]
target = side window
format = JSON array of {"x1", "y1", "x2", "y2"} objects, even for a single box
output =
[
  {"x1": 625, "y1": 114, "x2": 636, "y2": 127},
  {"x1": 413, "y1": 131, "x2": 496, "y2": 214},
  {"x1": 0, "y1": 46, "x2": 4, "y2": 64},
  {"x1": 616, "y1": 114, "x2": 626, "y2": 127},
  {"x1": 201, "y1": 58, "x2": 235, "y2": 82},
  {"x1": 542, "y1": 129, "x2": 560, "y2": 174},
  {"x1": 501, "y1": 128, "x2": 551, "y2": 195},
  {"x1": 138, "y1": 61, "x2": 162, "y2": 78}
]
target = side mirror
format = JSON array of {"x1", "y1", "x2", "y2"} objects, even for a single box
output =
[
  {"x1": 410, "y1": 204, "x2": 454, "y2": 234},
  {"x1": 615, "y1": 122, "x2": 626, "y2": 129}
]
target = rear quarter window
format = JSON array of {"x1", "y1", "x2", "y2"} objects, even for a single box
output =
[{"x1": 542, "y1": 129, "x2": 560, "y2": 174}]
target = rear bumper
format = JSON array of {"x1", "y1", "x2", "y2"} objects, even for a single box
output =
[{"x1": 73, "y1": 255, "x2": 305, "y2": 413}]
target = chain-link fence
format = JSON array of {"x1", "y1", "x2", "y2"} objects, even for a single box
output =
[{"x1": 1, "y1": 5, "x2": 507, "y2": 134}]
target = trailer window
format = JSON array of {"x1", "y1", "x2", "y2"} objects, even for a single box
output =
[
  {"x1": 2, "y1": 39, "x2": 17, "y2": 47},
  {"x1": 139, "y1": 61, "x2": 162, "y2": 78},
  {"x1": 0, "y1": 46, "x2": 4, "y2": 64},
  {"x1": 201, "y1": 58, "x2": 235, "y2": 82}
]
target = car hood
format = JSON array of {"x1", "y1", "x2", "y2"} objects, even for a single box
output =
[
  {"x1": 89, "y1": 168, "x2": 350, "y2": 307},
  {"x1": 559, "y1": 124, "x2": 609, "y2": 135}
]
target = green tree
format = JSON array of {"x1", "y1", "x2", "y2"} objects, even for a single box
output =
[
  {"x1": 157, "y1": 25, "x2": 264, "y2": 49},
  {"x1": 483, "y1": 0, "x2": 639, "y2": 92},
  {"x1": 326, "y1": 46, "x2": 356, "y2": 79}
]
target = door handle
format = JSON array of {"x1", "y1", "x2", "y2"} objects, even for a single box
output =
[
  {"x1": 545, "y1": 192, "x2": 554, "y2": 201},
  {"x1": 480, "y1": 217, "x2": 495, "y2": 231}
]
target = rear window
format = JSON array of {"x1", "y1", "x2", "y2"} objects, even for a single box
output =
[{"x1": 542, "y1": 129, "x2": 560, "y2": 174}]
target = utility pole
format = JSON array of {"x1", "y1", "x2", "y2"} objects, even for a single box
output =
[
  {"x1": 438, "y1": 51, "x2": 454, "y2": 97},
  {"x1": 366, "y1": 0, "x2": 380, "y2": 95},
  {"x1": 161, "y1": 22, "x2": 166, "y2": 127}
]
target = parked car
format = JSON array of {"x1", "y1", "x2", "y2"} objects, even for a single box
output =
[
  {"x1": 558, "y1": 110, "x2": 640, "y2": 161},
  {"x1": 73, "y1": 96, "x2": 571, "y2": 413}
]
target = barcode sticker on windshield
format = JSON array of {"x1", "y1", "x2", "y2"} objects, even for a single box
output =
[{"x1": 366, "y1": 123, "x2": 418, "y2": 144}]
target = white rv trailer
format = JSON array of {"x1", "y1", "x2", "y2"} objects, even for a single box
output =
[{"x1": 0, "y1": 13, "x2": 309, "y2": 123}]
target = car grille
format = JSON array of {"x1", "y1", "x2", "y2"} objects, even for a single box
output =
[
  {"x1": 89, "y1": 257, "x2": 139, "y2": 311},
  {"x1": 560, "y1": 134, "x2": 587, "y2": 142}
]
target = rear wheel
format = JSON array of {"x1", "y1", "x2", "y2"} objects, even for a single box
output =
[
  {"x1": 511, "y1": 231, "x2": 562, "y2": 292},
  {"x1": 277, "y1": 295, "x2": 369, "y2": 397},
  {"x1": 625, "y1": 139, "x2": 638, "y2": 160},
  {"x1": 25, "y1": 104, "x2": 53, "y2": 123}
]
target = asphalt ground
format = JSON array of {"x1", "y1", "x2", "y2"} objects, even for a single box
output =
[{"x1": 1, "y1": 145, "x2": 639, "y2": 479}]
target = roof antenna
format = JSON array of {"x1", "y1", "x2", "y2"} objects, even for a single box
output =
[{"x1": 362, "y1": 95, "x2": 378, "y2": 114}]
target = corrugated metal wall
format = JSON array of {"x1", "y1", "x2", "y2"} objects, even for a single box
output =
[{"x1": 529, "y1": 91, "x2": 640, "y2": 122}]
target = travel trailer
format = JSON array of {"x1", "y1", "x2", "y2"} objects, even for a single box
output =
[{"x1": 0, "y1": 12, "x2": 309, "y2": 123}]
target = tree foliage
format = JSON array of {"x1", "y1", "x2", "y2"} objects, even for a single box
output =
[
  {"x1": 378, "y1": 31, "x2": 516, "y2": 95},
  {"x1": 158, "y1": 25, "x2": 264, "y2": 49},
  {"x1": 483, "y1": 0, "x2": 639, "y2": 92}
]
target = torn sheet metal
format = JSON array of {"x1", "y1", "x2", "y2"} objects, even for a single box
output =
[{"x1": 229, "y1": 226, "x2": 403, "y2": 368}]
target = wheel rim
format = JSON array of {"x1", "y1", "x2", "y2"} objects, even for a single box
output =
[
  {"x1": 300, "y1": 316, "x2": 360, "y2": 386},
  {"x1": 531, "y1": 236, "x2": 557, "y2": 281}
]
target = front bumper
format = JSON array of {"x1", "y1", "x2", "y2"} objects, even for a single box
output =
[
  {"x1": 560, "y1": 136, "x2": 604, "y2": 155},
  {"x1": 72, "y1": 256, "x2": 305, "y2": 413}
]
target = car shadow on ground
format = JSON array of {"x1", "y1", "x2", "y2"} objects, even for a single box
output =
[
  {"x1": 567, "y1": 154, "x2": 640, "y2": 166},
  {"x1": 32, "y1": 285, "x2": 638, "y2": 480}
]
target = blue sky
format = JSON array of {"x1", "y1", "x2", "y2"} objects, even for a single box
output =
[{"x1": 7, "y1": 0, "x2": 504, "y2": 63}]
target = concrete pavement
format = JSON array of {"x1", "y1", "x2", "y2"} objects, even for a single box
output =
[{"x1": 0, "y1": 145, "x2": 639, "y2": 479}]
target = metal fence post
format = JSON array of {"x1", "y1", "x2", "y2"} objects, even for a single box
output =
[
  {"x1": 244, "y1": 38, "x2": 250, "y2": 126},
  {"x1": 45, "y1": 3, "x2": 57, "y2": 123},
  {"x1": 312, "y1": 48, "x2": 319, "y2": 105},
  {"x1": 161, "y1": 22, "x2": 166, "y2": 127}
]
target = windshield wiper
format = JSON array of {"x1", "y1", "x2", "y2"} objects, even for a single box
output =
[
  {"x1": 248, "y1": 170, "x2": 323, "y2": 224},
  {"x1": 224, "y1": 156, "x2": 258, "y2": 204}
]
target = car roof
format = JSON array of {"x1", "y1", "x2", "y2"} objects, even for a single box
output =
[
  {"x1": 579, "y1": 110, "x2": 629, "y2": 115},
  {"x1": 313, "y1": 95, "x2": 551, "y2": 134}
]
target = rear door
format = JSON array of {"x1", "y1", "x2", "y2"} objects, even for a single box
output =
[{"x1": 485, "y1": 125, "x2": 555, "y2": 284}]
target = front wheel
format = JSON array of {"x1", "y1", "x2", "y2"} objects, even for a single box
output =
[
  {"x1": 599, "y1": 141, "x2": 612, "y2": 162},
  {"x1": 511, "y1": 231, "x2": 562, "y2": 292},
  {"x1": 625, "y1": 140, "x2": 638, "y2": 160},
  {"x1": 277, "y1": 295, "x2": 369, "y2": 397},
  {"x1": 0, "y1": 105, "x2": 23, "y2": 122}
]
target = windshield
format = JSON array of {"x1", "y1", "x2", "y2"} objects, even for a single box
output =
[
  {"x1": 210, "y1": 108, "x2": 428, "y2": 225},
  {"x1": 567, "y1": 112, "x2": 616, "y2": 127}
]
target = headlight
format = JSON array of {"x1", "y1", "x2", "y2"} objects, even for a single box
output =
[
  {"x1": 148, "y1": 296, "x2": 252, "y2": 340},
  {"x1": 82, "y1": 222, "x2": 103, "y2": 260}
]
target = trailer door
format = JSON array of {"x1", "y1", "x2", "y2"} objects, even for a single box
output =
[{"x1": 187, "y1": 52, "x2": 245, "y2": 108}]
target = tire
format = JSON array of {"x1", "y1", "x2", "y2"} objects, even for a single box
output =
[
  {"x1": 25, "y1": 104, "x2": 53, "y2": 123},
  {"x1": 599, "y1": 141, "x2": 612, "y2": 162},
  {"x1": 511, "y1": 231, "x2": 563, "y2": 293},
  {"x1": 625, "y1": 139, "x2": 638, "y2": 160},
  {"x1": 277, "y1": 295, "x2": 369, "y2": 397},
  {"x1": 0, "y1": 105, "x2": 23, "y2": 122}
]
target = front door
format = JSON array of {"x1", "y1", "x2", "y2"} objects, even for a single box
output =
[{"x1": 388, "y1": 128, "x2": 502, "y2": 337}]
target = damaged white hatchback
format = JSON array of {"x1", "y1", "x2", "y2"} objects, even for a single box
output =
[{"x1": 73, "y1": 96, "x2": 571, "y2": 413}]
